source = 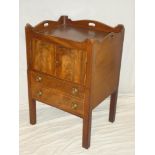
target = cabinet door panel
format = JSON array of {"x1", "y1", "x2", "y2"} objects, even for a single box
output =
[
  {"x1": 32, "y1": 39, "x2": 55, "y2": 75},
  {"x1": 55, "y1": 46, "x2": 86, "y2": 85}
]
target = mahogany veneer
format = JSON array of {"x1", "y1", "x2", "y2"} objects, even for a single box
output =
[{"x1": 25, "y1": 16, "x2": 125, "y2": 149}]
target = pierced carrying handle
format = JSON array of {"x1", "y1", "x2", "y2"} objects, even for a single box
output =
[{"x1": 88, "y1": 22, "x2": 96, "y2": 27}]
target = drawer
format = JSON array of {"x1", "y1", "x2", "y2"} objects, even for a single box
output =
[
  {"x1": 30, "y1": 70, "x2": 85, "y2": 99},
  {"x1": 31, "y1": 83, "x2": 84, "y2": 116}
]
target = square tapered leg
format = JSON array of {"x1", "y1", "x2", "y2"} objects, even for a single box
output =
[
  {"x1": 109, "y1": 90, "x2": 118, "y2": 123},
  {"x1": 82, "y1": 111, "x2": 92, "y2": 149},
  {"x1": 28, "y1": 99, "x2": 36, "y2": 125}
]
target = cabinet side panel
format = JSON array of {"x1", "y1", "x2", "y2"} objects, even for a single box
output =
[{"x1": 92, "y1": 32, "x2": 124, "y2": 108}]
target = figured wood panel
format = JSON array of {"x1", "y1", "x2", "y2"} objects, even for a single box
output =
[
  {"x1": 30, "y1": 70, "x2": 85, "y2": 99},
  {"x1": 32, "y1": 39, "x2": 55, "y2": 75},
  {"x1": 31, "y1": 82, "x2": 84, "y2": 117},
  {"x1": 31, "y1": 38, "x2": 87, "y2": 85},
  {"x1": 55, "y1": 46, "x2": 87, "y2": 85}
]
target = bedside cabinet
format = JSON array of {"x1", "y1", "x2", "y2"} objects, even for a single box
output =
[{"x1": 25, "y1": 16, "x2": 125, "y2": 149}]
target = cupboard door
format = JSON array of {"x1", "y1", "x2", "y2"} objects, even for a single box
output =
[
  {"x1": 55, "y1": 46, "x2": 87, "y2": 85},
  {"x1": 32, "y1": 39, "x2": 55, "y2": 75}
]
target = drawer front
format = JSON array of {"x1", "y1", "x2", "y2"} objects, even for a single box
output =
[
  {"x1": 31, "y1": 38, "x2": 87, "y2": 85},
  {"x1": 30, "y1": 70, "x2": 85, "y2": 99},
  {"x1": 31, "y1": 82, "x2": 84, "y2": 116}
]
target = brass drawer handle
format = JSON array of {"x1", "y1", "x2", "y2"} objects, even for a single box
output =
[
  {"x1": 71, "y1": 103, "x2": 78, "y2": 110},
  {"x1": 36, "y1": 76, "x2": 42, "y2": 82},
  {"x1": 37, "y1": 91, "x2": 42, "y2": 96},
  {"x1": 72, "y1": 88, "x2": 78, "y2": 95}
]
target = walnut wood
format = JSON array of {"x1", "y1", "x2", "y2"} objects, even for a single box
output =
[{"x1": 25, "y1": 16, "x2": 125, "y2": 149}]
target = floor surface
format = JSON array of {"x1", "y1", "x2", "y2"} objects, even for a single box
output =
[{"x1": 19, "y1": 94, "x2": 134, "y2": 155}]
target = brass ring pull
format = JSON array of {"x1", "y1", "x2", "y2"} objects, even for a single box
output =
[
  {"x1": 37, "y1": 91, "x2": 42, "y2": 96},
  {"x1": 71, "y1": 103, "x2": 78, "y2": 110},
  {"x1": 36, "y1": 76, "x2": 42, "y2": 82},
  {"x1": 72, "y1": 88, "x2": 78, "y2": 95}
]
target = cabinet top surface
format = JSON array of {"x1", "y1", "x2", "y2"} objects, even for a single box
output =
[
  {"x1": 37, "y1": 25, "x2": 109, "y2": 42},
  {"x1": 28, "y1": 16, "x2": 124, "y2": 42}
]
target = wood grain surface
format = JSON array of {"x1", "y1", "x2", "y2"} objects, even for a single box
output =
[
  {"x1": 31, "y1": 38, "x2": 87, "y2": 85},
  {"x1": 32, "y1": 39, "x2": 55, "y2": 75},
  {"x1": 30, "y1": 71, "x2": 85, "y2": 99},
  {"x1": 19, "y1": 95, "x2": 134, "y2": 155}
]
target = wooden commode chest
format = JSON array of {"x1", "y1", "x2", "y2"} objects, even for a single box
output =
[{"x1": 25, "y1": 16, "x2": 125, "y2": 149}]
